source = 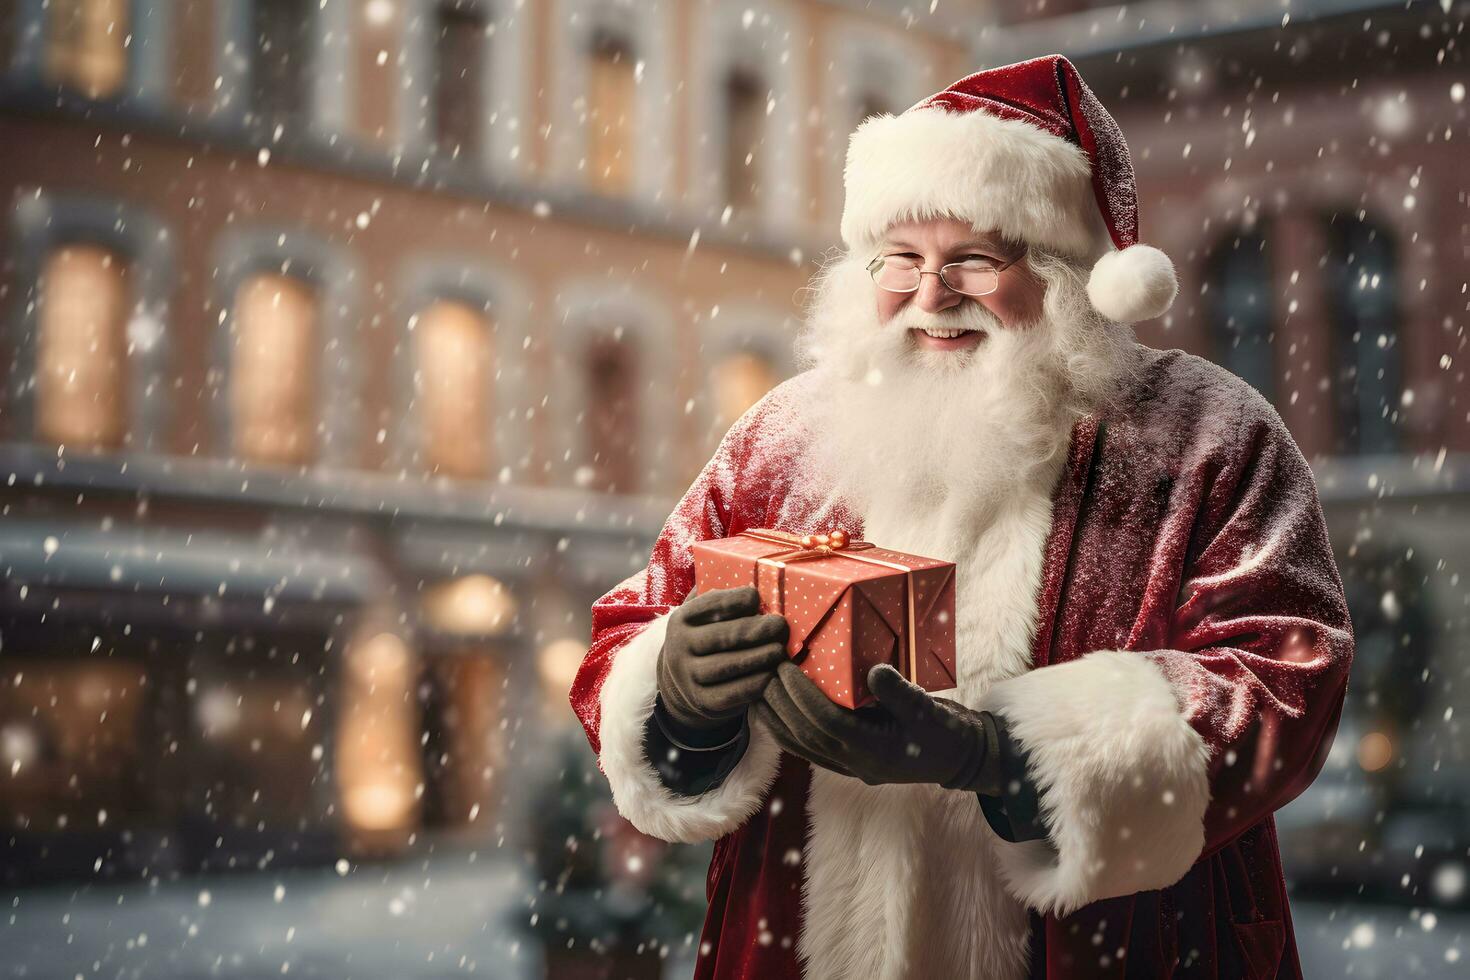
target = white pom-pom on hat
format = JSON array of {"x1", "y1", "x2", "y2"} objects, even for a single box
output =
[{"x1": 1087, "y1": 244, "x2": 1179, "y2": 324}]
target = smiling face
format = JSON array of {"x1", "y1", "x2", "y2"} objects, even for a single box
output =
[{"x1": 874, "y1": 216, "x2": 1047, "y2": 357}]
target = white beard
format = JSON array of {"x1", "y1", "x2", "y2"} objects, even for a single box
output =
[
  {"x1": 785, "y1": 252, "x2": 1138, "y2": 979},
  {"x1": 792, "y1": 249, "x2": 1136, "y2": 542}
]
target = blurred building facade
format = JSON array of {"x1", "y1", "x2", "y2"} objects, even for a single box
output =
[
  {"x1": 1, "y1": 0, "x2": 1467, "y2": 907},
  {"x1": 0, "y1": 0, "x2": 980, "y2": 883}
]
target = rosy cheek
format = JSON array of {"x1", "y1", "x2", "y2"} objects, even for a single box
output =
[
  {"x1": 989, "y1": 277, "x2": 1042, "y2": 327},
  {"x1": 876, "y1": 291, "x2": 903, "y2": 323}
]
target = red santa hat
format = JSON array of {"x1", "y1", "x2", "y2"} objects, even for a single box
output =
[{"x1": 840, "y1": 54, "x2": 1178, "y2": 325}]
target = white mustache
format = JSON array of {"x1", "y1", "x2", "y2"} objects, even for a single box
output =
[{"x1": 893, "y1": 304, "x2": 1000, "y2": 334}]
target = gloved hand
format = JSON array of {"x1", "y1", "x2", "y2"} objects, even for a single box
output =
[
  {"x1": 656, "y1": 585, "x2": 790, "y2": 745},
  {"x1": 752, "y1": 660, "x2": 1003, "y2": 794}
]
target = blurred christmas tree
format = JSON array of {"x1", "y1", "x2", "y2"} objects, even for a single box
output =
[{"x1": 527, "y1": 727, "x2": 712, "y2": 979}]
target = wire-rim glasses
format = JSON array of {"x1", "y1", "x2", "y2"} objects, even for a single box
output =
[{"x1": 866, "y1": 245, "x2": 1027, "y2": 297}]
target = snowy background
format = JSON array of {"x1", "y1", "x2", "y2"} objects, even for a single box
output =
[{"x1": 1, "y1": 0, "x2": 1467, "y2": 976}]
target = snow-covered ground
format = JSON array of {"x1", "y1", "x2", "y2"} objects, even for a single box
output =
[
  {"x1": 3, "y1": 855, "x2": 1464, "y2": 978},
  {"x1": 3, "y1": 855, "x2": 541, "y2": 979}
]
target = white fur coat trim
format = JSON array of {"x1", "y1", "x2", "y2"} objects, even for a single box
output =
[
  {"x1": 978, "y1": 649, "x2": 1213, "y2": 918},
  {"x1": 840, "y1": 105, "x2": 1110, "y2": 259},
  {"x1": 597, "y1": 610, "x2": 783, "y2": 844},
  {"x1": 796, "y1": 482, "x2": 1065, "y2": 980}
]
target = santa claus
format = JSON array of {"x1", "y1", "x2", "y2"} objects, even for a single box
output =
[{"x1": 570, "y1": 55, "x2": 1352, "y2": 979}]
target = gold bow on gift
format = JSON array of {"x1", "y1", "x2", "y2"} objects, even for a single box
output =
[{"x1": 738, "y1": 527, "x2": 921, "y2": 684}]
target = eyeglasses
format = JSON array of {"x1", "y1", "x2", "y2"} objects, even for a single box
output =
[{"x1": 866, "y1": 245, "x2": 1027, "y2": 297}]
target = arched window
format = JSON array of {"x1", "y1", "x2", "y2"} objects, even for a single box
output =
[
  {"x1": 1205, "y1": 230, "x2": 1277, "y2": 403},
  {"x1": 1325, "y1": 216, "x2": 1401, "y2": 455},
  {"x1": 711, "y1": 349, "x2": 779, "y2": 436},
  {"x1": 230, "y1": 272, "x2": 319, "y2": 466},
  {"x1": 584, "y1": 333, "x2": 640, "y2": 495},
  {"x1": 43, "y1": 0, "x2": 129, "y2": 99},
  {"x1": 586, "y1": 28, "x2": 635, "y2": 195},
  {"x1": 692, "y1": 3, "x2": 802, "y2": 230},
  {"x1": 7, "y1": 193, "x2": 173, "y2": 451},
  {"x1": 431, "y1": 1, "x2": 488, "y2": 162},
  {"x1": 723, "y1": 66, "x2": 766, "y2": 214},
  {"x1": 35, "y1": 243, "x2": 130, "y2": 450},
  {"x1": 414, "y1": 299, "x2": 494, "y2": 479}
]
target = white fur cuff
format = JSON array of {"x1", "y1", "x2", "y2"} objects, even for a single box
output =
[
  {"x1": 978, "y1": 650, "x2": 1211, "y2": 918},
  {"x1": 597, "y1": 610, "x2": 783, "y2": 844}
]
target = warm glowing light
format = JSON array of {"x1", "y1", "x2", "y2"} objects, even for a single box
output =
[
  {"x1": 0, "y1": 723, "x2": 40, "y2": 769},
  {"x1": 344, "y1": 783, "x2": 411, "y2": 831},
  {"x1": 337, "y1": 632, "x2": 421, "y2": 836},
  {"x1": 712, "y1": 351, "x2": 779, "y2": 432},
  {"x1": 364, "y1": 0, "x2": 396, "y2": 27},
  {"x1": 538, "y1": 638, "x2": 588, "y2": 717},
  {"x1": 422, "y1": 575, "x2": 517, "y2": 636},
  {"x1": 197, "y1": 687, "x2": 242, "y2": 736},
  {"x1": 349, "y1": 630, "x2": 412, "y2": 681},
  {"x1": 1357, "y1": 731, "x2": 1393, "y2": 772}
]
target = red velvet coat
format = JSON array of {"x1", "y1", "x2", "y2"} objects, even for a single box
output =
[{"x1": 571, "y1": 346, "x2": 1353, "y2": 979}]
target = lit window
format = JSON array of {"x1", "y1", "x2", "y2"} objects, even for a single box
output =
[
  {"x1": 724, "y1": 68, "x2": 765, "y2": 213},
  {"x1": 230, "y1": 272, "x2": 318, "y2": 465},
  {"x1": 415, "y1": 299, "x2": 494, "y2": 479},
  {"x1": 36, "y1": 244, "x2": 130, "y2": 450},
  {"x1": 711, "y1": 350, "x2": 778, "y2": 434},
  {"x1": 432, "y1": 3, "x2": 486, "y2": 160},
  {"x1": 44, "y1": 0, "x2": 129, "y2": 99},
  {"x1": 584, "y1": 334, "x2": 639, "y2": 494},
  {"x1": 587, "y1": 30, "x2": 635, "y2": 195},
  {"x1": 337, "y1": 632, "x2": 422, "y2": 837}
]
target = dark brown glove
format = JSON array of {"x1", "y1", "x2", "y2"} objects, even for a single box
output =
[
  {"x1": 752, "y1": 660, "x2": 1004, "y2": 794},
  {"x1": 655, "y1": 585, "x2": 790, "y2": 745}
]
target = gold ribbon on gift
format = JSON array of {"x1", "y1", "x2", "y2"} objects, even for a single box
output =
[{"x1": 738, "y1": 527, "x2": 921, "y2": 685}]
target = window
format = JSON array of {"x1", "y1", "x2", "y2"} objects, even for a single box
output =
[
  {"x1": 432, "y1": 3, "x2": 486, "y2": 160},
  {"x1": 44, "y1": 0, "x2": 130, "y2": 99},
  {"x1": 584, "y1": 334, "x2": 639, "y2": 494},
  {"x1": 251, "y1": 0, "x2": 311, "y2": 126},
  {"x1": 230, "y1": 272, "x2": 318, "y2": 465},
  {"x1": 711, "y1": 350, "x2": 778, "y2": 435},
  {"x1": 415, "y1": 299, "x2": 493, "y2": 479},
  {"x1": 1325, "y1": 217, "x2": 1401, "y2": 455},
  {"x1": 586, "y1": 29, "x2": 635, "y2": 195},
  {"x1": 1205, "y1": 231, "x2": 1276, "y2": 403},
  {"x1": 35, "y1": 244, "x2": 131, "y2": 450},
  {"x1": 724, "y1": 68, "x2": 766, "y2": 213}
]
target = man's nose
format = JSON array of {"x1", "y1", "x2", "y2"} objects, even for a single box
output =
[{"x1": 914, "y1": 271, "x2": 963, "y2": 314}]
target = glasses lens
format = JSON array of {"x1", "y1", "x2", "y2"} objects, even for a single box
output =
[
  {"x1": 873, "y1": 256, "x2": 921, "y2": 292},
  {"x1": 943, "y1": 261, "x2": 999, "y2": 296}
]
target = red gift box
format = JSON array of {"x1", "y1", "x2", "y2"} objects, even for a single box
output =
[{"x1": 691, "y1": 528, "x2": 957, "y2": 709}]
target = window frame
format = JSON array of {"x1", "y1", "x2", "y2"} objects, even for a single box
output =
[
  {"x1": 8, "y1": 0, "x2": 172, "y2": 106},
  {"x1": 548, "y1": 0, "x2": 673, "y2": 203},
  {"x1": 210, "y1": 227, "x2": 361, "y2": 468}
]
